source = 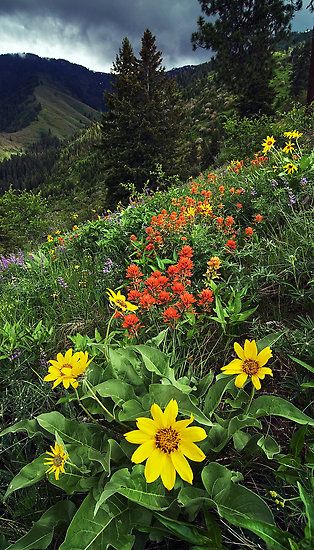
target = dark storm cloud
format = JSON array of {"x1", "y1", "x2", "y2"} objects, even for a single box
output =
[{"x1": 0, "y1": 0, "x2": 311, "y2": 71}]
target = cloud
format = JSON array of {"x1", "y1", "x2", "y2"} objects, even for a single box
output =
[{"x1": 0, "y1": 0, "x2": 310, "y2": 72}]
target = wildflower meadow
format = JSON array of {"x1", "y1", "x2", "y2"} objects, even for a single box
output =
[{"x1": 0, "y1": 127, "x2": 314, "y2": 550}]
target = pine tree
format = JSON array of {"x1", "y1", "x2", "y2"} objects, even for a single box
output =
[
  {"x1": 101, "y1": 31, "x2": 185, "y2": 201},
  {"x1": 192, "y1": 0, "x2": 302, "y2": 115},
  {"x1": 101, "y1": 37, "x2": 141, "y2": 202}
]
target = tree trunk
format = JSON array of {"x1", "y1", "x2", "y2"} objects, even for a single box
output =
[{"x1": 307, "y1": 26, "x2": 314, "y2": 104}]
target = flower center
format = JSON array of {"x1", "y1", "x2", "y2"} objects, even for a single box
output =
[
  {"x1": 155, "y1": 427, "x2": 180, "y2": 454},
  {"x1": 53, "y1": 456, "x2": 63, "y2": 467},
  {"x1": 242, "y1": 359, "x2": 259, "y2": 375}
]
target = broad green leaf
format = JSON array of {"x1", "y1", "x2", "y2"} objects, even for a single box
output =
[
  {"x1": 249, "y1": 396, "x2": 314, "y2": 426},
  {"x1": 95, "y1": 466, "x2": 173, "y2": 515},
  {"x1": 256, "y1": 331, "x2": 285, "y2": 352},
  {"x1": 204, "y1": 377, "x2": 234, "y2": 416},
  {"x1": 228, "y1": 518, "x2": 294, "y2": 550},
  {"x1": 59, "y1": 493, "x2": 134, "y2": 550},
  {"x1": 85, "y1": 379, "x2": 137, "y2": 404},
  {"x1": 297, "y1": 483, "x2": 314, "y2": 541},
  {"x1": 257, "y1": 435, "x2": 281, "y2": 459},
  {"x1": 4, "y1": 455, "x2": 47, "y2": 499},
  {"x1": 233, "y1": 430, "x2": 251, "y2": 451},
  {"x1": 207, "y1": 415, "x2": 261, "y2": 452},
  {"x1": 131, "y1": 345, "x2": 169, "y2": 375},
  {"x1": 6, "y1": 501, "x2": 76, "y2": 550},
  {"x1": 118, "y1": 399, "x2": 145, "y2": 422},
  {"x1": 156, "y1": 513, "x2": 214, "y2": 546},
  {"x1": 0, "y1": 419, "x2": 41, "y2": 438},
  {"x1": 290, "y1": 426, "x2": 307, "y2": 458},
  {"x1": 37, "y1": 411, "x2": 105, "y2": 450},
  {"x1": 108, "y1": 347, "x2": 143, "y2": 386},
  {"x1": 195, "y1": 370, "x2": 214, "y2": 398},
  {"x1": 145, "y1": 384, "x2": 213, "y2": 426},
  {"x1": 202, "y1": 462, "x2": 274, "y2": 525}
]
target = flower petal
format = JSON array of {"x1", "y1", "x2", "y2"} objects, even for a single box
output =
[
  {"x1": 144, "y1": 448, "x2": 164, "y2": 483},
  {"x1": 257, "y1": 347, "x2": 273, "y2": 367},
  {"x1": 173, "y1": 416, "x2": 194, "y2": 431},
  {"x1": 180, "y1": 439, "x2": 206, "y2": 462},
  {"x1": 244, "y1": 340, "x2": 257, "y2": 360},
  {"x1": 171, "y1": 451, "x2": 193, "y2": 484},
  {"x1": 163, "y1": 399, "x2": 178, "y2": 426},
  {"x1": 131, "y1": 440, "x2": 155, "y2": 464},
  {"x1": 125, "y1": 430, "x2": 152, "y2": 444},
  {"x1": 221, "y1": 359, "x2": 243, "y2": 374},
  {"x1": 234, "y1": 342, "x2": 245, "y2": 359},
  {"x1": 136, "y1": 417, "x2": 158, "y2": 435},
  {"x1": 235, "y1": 372, "x2": 248, "y2": 388},
  {"x1": 44, "y1": 373, "x2": 58, "y2": 382},
  {"x1": 64, "y1": 349, "x2": 73, "y2": 362},
  {"x1": 181, "y1": 426, "x2": 207, "y2": 442},
  {"x1": 63, "y1": 379, "x2": 71, "y2": 389},
  {"x1": 252, "y1": 375, "x2": 261, "y2": 390},
  {"x1": 57, "y1": 353, "x2": 65, "y2": 364},
  {"x1": 52, "y1": 378, "x2": 63, "y2": 389},
  {"x1": 161, "y1": 454, "x2": 176, "y2": 490},
  {"x1": 259, "y1": 367, "x2": 273, "y2": 376},
  {"x1": 150, "y1": 404, "x2": 165, "y2": 427}
]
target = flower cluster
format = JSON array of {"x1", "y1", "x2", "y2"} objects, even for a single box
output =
[{"x1": 44, "y1": 348, "x2": 91, "y2": 389}]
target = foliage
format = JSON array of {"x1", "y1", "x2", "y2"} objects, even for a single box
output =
[{"x1": 192, "y1": 0, "x2": 302, "y2": 115}]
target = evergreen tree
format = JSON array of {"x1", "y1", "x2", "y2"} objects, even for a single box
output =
[
  {"x1": 101, "y1": 37, "x2": 140, "y2": 202},
  {"x1": 192, "y1": 0, "x2": 302, "y2": 115},
  {"x1": 101, "y1": 31, "x2": 185, "y2": 202}
]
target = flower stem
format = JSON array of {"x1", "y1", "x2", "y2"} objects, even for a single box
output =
[
  {"x1": 245, "y1": 386, "x2": 255, "y2": 415},
  {"x1": 84, "y1": 380, "x2": 116, "y2": 421}
]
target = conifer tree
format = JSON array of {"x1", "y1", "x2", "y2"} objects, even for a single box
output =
[
  {"x1": 101, "y1": 31, "x2": 185, "y2": 201},
  {"x1": 101, "y1": 37, "x2": 140, "y2": 201},
  {"x1": 192, "y1": 0, "x2": 302, "y2": 115}
]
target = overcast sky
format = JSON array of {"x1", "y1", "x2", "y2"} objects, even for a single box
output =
[{"x1": 0, "y1": 0, "x2": 312, "y2": 72}]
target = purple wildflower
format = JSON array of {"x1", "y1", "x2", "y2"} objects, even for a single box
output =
[
  {"x1": 9, "y1": 349, "x2": 21, "y2": 361},
  {"x1": 102, "y1": 258, "x2": 114, "y2": 274},
  {"x1": 0, "y1": 251, "x2": 24, "y2": 271},
  {"x1": 57, "y1": 277, "x2": 68, "y2": 288}
]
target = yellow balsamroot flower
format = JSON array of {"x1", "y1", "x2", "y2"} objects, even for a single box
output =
[
  {"x1": 125, "y1": 399, "x2": 206, "y2": 491},
  {"x1": 44, "y1": 442, "x2": 68, "y2": 480},
  {"x1": 106, "y1": 288, "x2": 138, "y2": 312},
  {"x1": 47, "y1": 235, "x2": 54, "y2": 243},
  {"x1": 283, "y1": 162, "x2": 298, "y2": 175},
  {"x1": 262, "y1": 135, "x2": 275, "y2": 154},
  {"x1": 221, "y1": 339, "x2": 273, "y2": 390},
  {"x1": 284, "y1": 130, "x2": 303, "y2": 140},
  {"x1": 44, "y1": 348, "x2": 91, "y2": 389},
  {"x1": 282, "y1": 141, "x2": 295, "y2": 154}
]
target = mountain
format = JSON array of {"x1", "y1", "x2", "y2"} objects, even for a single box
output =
[{"x1": 0, "y1": 53, "x2": 112, "y2": 155}]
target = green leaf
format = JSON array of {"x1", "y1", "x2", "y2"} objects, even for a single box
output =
[
  {"x1": 95, "y1": 466, "x2": 173, "y2": 515},
  {"x1": 195, "y1": 371, "x2": 214, "y2": 398},
  {"x1": 6, "y1": 501, "x2": 76, "y2": 550},
  {"x1": 155, "y1": 514, "x2": 214, "y2": 546},
  {"x1": 37, "y1": 411, "x2": 105, "y2": 450},
  {"x1": 0, "y1": 419, "x2": 42, "y2": 438},
  {"x1": 249, "y1": 396, "x2": 314, "y2": 426},
  {"x1": 257, "y1": 435, "x2": 281, "y2": 459},
  {"x1": 118, "y1": 399, "x2": 145, "y2": 422},
  {"x1": 86, "y1": 379, "x2": 137, "y2": 405},
  {"x1": 4, "y1": 455, "x2": 47, "y2": 499},
  {"x1": 256, "y1": 331, "x2": 285, "y2": 352},
  {"x1": 146, "y1": 384, "x2": 212, "y2": 426},
  {"x1": 297, "y1": 483, "x2": 314, "y2": 541},
  {"x1": 108, "y1": 347, "x2": 143, "y2": 386},
  {"x1": 202, "y1": 462, "x2": 274, "y2": 528},
  {"x1": 203, "y1": 377, "x2": 234, "y2": 417},
  {"x1": 288, "y1": 355, "x2": 314, "y2": 374},
  {"x1": 59, "y1": 493, "x2": 134, "y2": 550},
  {"x1": 131, "y1": 345, "x2": 169, "y2": 376}
]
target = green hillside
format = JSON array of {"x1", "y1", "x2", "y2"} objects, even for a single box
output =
[{"x1": 0, "y1": 84, "x2": 100, "y2": 154}]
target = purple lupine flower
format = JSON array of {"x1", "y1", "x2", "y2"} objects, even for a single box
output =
[
  {"x1": 8, "y1": 349, "x2": 21, "y2": 361},
  {"x1": 57, "y1": 277, "x2": 68, "y2": 288},
  {"x1": 300, "y1": 177, "x2": 308, "y2": 186},
  {"x1": 250, "y1": 189, "x2": 257, "y2": 196},
  {"x1": 0, "y1": 251, "x2": 25, "y2": 271},
  {"x1": 39, "y1": 350, "x2": 48, "y2": 368},
  {"x1": 102, "y1": 258, "x2": 114, "y2": 274}
]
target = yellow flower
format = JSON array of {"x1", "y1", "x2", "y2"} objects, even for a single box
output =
[
  {"x1": 55, "y1": 230, "x2": 61, "y2": 235},
  {"x1": 262, "y1": 135, "x2": 275, "y2": 154},
  {"x1": 74, "y1": 264, "x2": 80, "y2": 270},
  {"x1": 44, "y1": 348, "x2": 91, "y2": 389},
  {"x1": 48, "y1": 249, "x2": 55, "y2": 255},
  {"x1": 283, "y1": 162, "x2": 298, "y2": 175},
  {"x1": 125, "y1": 399, "x2": 206, "y2": 490},
  {"x1": 72, "y1": 213, "x2": 78, "y2": 220},
  {"x1": 186, "y1": 207, "x2": 196, "y2": 218},
  {"x1": 72, "y1": 225, "x2": 79, "y2": 231},
  {"x1": 207, "y1": 256, "x2": 221, "y2": 271},
  {"x1": 47, "y1": 235, "x2": 54, "y2": 243},
  {"x1": 284, "y1": 130, "x2": 302, "y2": 140},
  {"x1": 282, "y1": 141, "x2": 295, "y2": 154},
  {"x1": 221, "y1": 339, "x2": 273, "y2": 390},
  {"x1": 106, "y1": 288, "x2": 138, "y2": 312},
  {"x1": 44, "y1": 442, "x2": 68, "y2": 480}
]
